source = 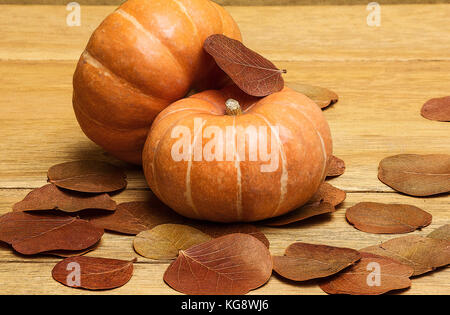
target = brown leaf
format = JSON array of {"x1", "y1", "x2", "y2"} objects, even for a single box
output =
[
  {"x1": 346, "y1": 202, "x2": 432, "y2": 234},
  {"x1": 134, "y1": 224, "x2": 212, "y2": 260},
  {"x1": 421, "y1": 96, "x2": 450, "y2": 122},
  {"x1": 361, "y1": 235, "x2": 450, "y2": 276},
  {"x1": 48, "y1": 160, "x2": 127, "y2": 193},
  {"x1": 309, "y1": 182, "x2": 346, "y2": 207},
  {"x1": 262, "y1": 202, "x2": 335, "y2": 227},
  {"x1": 427, "y1": 224, "x2": 450, "y2": 241},
  {"x1": 87, "y1": 200, "x2": 185, "y2": 235},
  {"x1": 194, "y1": 223, "x2": 270, "y2": 248},
  {"x1": 319, "y1": 252, "x2": 413, "y2": 295},
  {"x1": 52, "y1": 256, "x2": 135, "y2": 290},
  {"x1": 164, "y1": 233, "x2": 272, "y2": 295},
  {"x1": 273, "y1": 243, "x2": 361, "y2": 281},
  {"x1": 13, "y1": 184, "x2": 116, "y2": 213},
  {"x1": 289, "y1": 83, "x2": 338, "y2": 109},
  {"x1": 378, "y1": 154, "x2": 450, "y2": 196},
  {"x1": 326, "y1": 155, "x2": 346, "y2": 177},
  {"x1": 204, "y1": 34, "x2": 284, "y2": 97},
  {"x1": 0, "y1": 212, "x2": 103, "y2": 255},
  {"x1": 46, "y1": 241, "x2": 100, "y2": 258}
]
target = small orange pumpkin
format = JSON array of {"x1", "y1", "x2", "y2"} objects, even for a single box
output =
[
  {"x1": 73, "y1": 0, "x2": 241, "y2": 164},
  {"x1": 143, "y1": 85, "x2": 333, "y2": 222}
]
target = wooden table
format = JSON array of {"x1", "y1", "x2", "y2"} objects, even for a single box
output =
[{"x1": 0, "y1": 4, "x2": 449, "y2": 295}]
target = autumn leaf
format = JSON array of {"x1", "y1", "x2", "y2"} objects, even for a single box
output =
[
  {"x1": 273, "y1": 242, "x2": 361, "y2": 281},
  {"x1": 48, "y1": 160, "x2": 127, "y2": 193},
  {"x1": 261, "y1": 182, "x2": 345, "y2": 226},
  {"x1": 319, "y1": 252, "x2": 413, "y2": 295},
  {"x1": 361, "y1": 235, "x2": 450, "y2": 276},
  {"x1": 164, "y1": 234, "x2": 272, "y2": 295},
  {"x1": 427, "y1": 224, "x2": 450, "y2": 241},
  {"x1": 52, "y1": 256, "x2": 135, "y2": 290},
  {"x1": 13, "y1": 184, "x2": 116, "y2": 213},
  {"x1": 0, "y1": 212, "x2": 103, "y2": 255},
  {"x1": 46, "y1": 241, "x2": 100, "y2": 258},
  {"x1": 326, "y1": 155, "x2": 346, "y2": 177},
  {"x1": 193, "y1": 223, "x2": 270, "y2": 248},
  {"x1": 262, "y1": 202, "x2": 335, "y2": 227},
  {"x1": 378, "y1": 154, "x2": 450, "y2": 196},
  {"x1": 204, "y1": 34, "x2": 285, "y2": 97},
  {"x1": 346, "y1": 202, "x2": 432, "y2": 234},
  {"x1": 87, "y1": 200, "x2": 185, "y2": 235},
  {"x1": 289, "y1": 83, "x2": 338, "y2": 109},
  {"x1": 421, "y1": 96, "x2": 450, "y2": 122},
  {"x1": 134, "y1": 224, "x2": 212, "y2": 260},
  {"x1": 309, "y1": 182, "x2": 346, "y2": 207}
]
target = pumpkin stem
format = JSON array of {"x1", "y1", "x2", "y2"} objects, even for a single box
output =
[{"x1": 225, "y1": 99, "x2": 242, "y2": 116}]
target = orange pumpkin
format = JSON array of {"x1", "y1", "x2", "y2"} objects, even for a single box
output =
[
  {"x1": 143, "y1": 85, "x2": 333, "y2": 222},
  {"x1": 73, "y1": 0, "x2": 242, "y2": 164}
]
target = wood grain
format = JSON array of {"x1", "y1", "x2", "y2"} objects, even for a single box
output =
[
  {"x1": 0, "y1": 4, "x2": 448, "y2": 295},
  {"x1": 1, "y1": 1, "x2": 449, "y2": 5},
  {"x1": 1, "y1": 5, "x2": 450, "y2": 61}
]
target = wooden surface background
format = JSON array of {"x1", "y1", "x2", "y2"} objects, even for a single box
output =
[
  {"x1": 1, "y1": 0, "x2": 450, "y2": 5},
  {"x1": 0, "y1": 2, "x2": 449, "y2": 295}
]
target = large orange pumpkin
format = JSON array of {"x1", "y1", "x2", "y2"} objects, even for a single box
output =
[
  {"x1": 73, "y1": 0, "x2": 242, "y2": 164},
  {"x1": 143, "y1": 85, "x2": 333, "y2": 222}
]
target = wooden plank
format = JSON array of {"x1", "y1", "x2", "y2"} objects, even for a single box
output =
[
  {"x1": 1, "y1": 4, "x2": 449, "y2": 61},
  {"x1": 0, "y1": 3, "x2": 448, "y2": 295},
  {"x1": 1, "y1": 1, "x2": 449, "y2": 5},
  {"x1": 1, "y1": 60, "x2": 449, "y2": 192},
  {"x1": 0, "y1": 189, "x2": 448, "y2": 294}
]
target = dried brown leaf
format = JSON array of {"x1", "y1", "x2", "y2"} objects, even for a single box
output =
[
  {"x1": 319, "y1": 252, "x2": 413, "y2": 295},
  {"x1": 378, "y1": 154, "x2": 450, "y2": 196},
  {"x1": 289, "y1": 83, "x2": 338, "y2": 109},
  {"x1": 273, "y1": 243, "x2": 361, "y2": 281},
  {"x1": 0, "y1": 212, "x2": 103, "y2": 255},
  {"x1": 164, "y1": 233, "x2": 272, "y2": 295},
  {"x1": 262, "y1": 202, "x2": 335, "y2": 227},
  {"x1": 427, "y1": 224, "x2": 450, "y2": 241},
  {"x1": 48, "y1": 160, "x2": 127, "y2": 193},
  {"x1": 193, "y1": 223, "x2": 270, "y2": 248},
  {"x1": 421, "y1": 96, "x2": 450, "y2": 122},
  {"x1": 346, "y1": 202, "x2": 432, "y2": 234},
  {"x1": 46, "y1": 241, "x2": 100, "y2": 258},
  {"x1": 361, "y1": 235, "x2": 450, "y2": 276},
  {"x1": 13, "y1": 184, "x2": 116, "y2": 213},
  {"x1": 87, "y1": 199, "x2": 185, "y2": 235},
  {"x1": 52, "y1": 256, "x2": 135, "y2": 290},
  {"x1": 309, "y1": 182, "x2": 346, "y2": 207},
  {"x1": 204, "y1": 34, "x2": 284, "y2": 97},
  {"x1": 326, "y1": 155, "x2": 346, "y2": 177},
  {"x1": 134, "y1": 224, "x2": 212, "y2": 260}
]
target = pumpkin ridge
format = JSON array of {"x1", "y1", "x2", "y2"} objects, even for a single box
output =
[
  {"x1": 232, "y1": 116, "x2": 243, "y2": 221},
  {"x1": 278, "y1": 92, "x2": 329, "y2": 181},
  {"x1": 73, "y1": 95, "x2": 150, "y2": 133},
  {"x1": 172, "y1": 0, "x2": 201, "y2": 48},
  {"x1": 150, "y1": 110, "x2": 204, "y2": 205},
  {"x1": 81, "y1": 51, "x2": 169, "y2": 113},
  {"x1": 115, "y1": 8, "x2": 190, "y2": 88},
  {"x1": 209, "y1": 1, "x2": 224, "y2": 34},
  {"x1": 252, "y1": 113, "x2": 288, "y2": 218},
  {"x1": 185, "y1": 117, "x2": 207, "y2": 218}
]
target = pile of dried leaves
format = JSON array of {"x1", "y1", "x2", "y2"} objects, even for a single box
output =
[
  {"x1": 0, "y1": 35, "x2": 448, "y2": 295},
  {"x1": 3, "y1": 156, "x2": 446, "y2": 295}
]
